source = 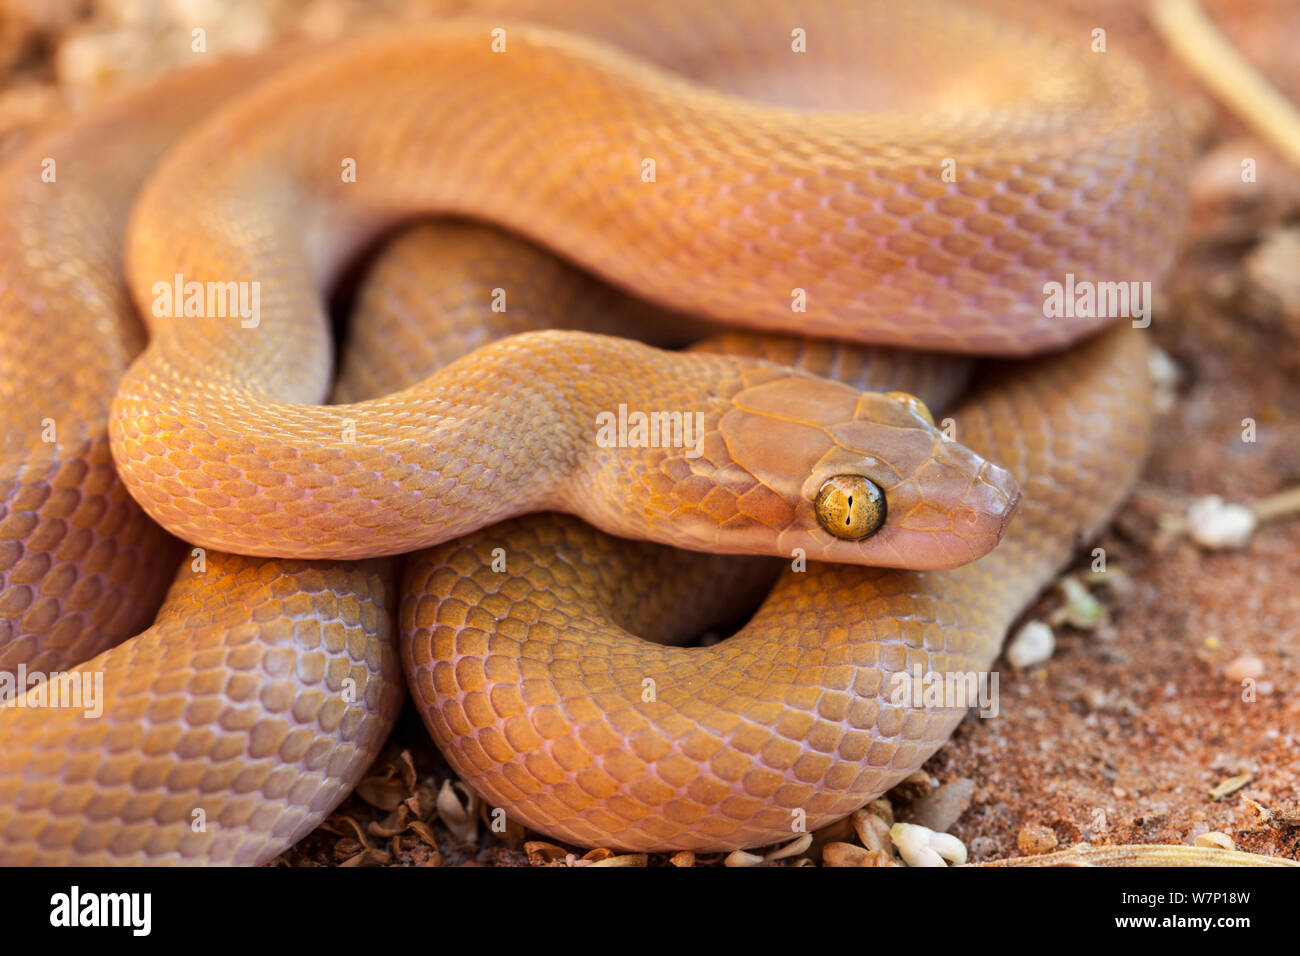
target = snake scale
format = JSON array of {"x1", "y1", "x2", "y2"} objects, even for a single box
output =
[{"x1": 0, "y1": 0, "x2": 1185, "y2": 862}]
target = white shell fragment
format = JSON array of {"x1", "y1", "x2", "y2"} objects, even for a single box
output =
[
  {"x1": 1193, "y1": 831, "x2": 1236, "y2": 851},
  {"x1": 1006, "y1": 619, "x2": 1055, "y2": 668},
  {"x1": 1147, "y1": 346, "x2": 1181, "y2": 414},
  {"x1": 890, "y1": 822, "x2": 968, "y2": 867},
  {"x1": 1187, "y1": 495, "x2": 1257, "y2": 549}
]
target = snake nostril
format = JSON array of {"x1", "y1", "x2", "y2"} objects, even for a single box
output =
[{"x1": 815, "y1": 475, "x2": 886, "y2": 540}]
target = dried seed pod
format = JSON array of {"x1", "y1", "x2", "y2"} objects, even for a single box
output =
[
  {"x1": 892, "y1": 822, "x2": 968, "y2": 866},
  {"x1": 822, "y1": 842, "x2": 870, "y2": 867},
  {"x1": 587, "y1": 854, "x2": 648, "y2": 867},
  {"x1": 851, "y1": 809, "x2": 893, "y2": 854},
  {"x1": 766, "y1": 833, "x2": 813, "y2": 861},
  {"x1": 524, "y1": 841, "x2": 569, "y2": 865},
  {"x1": 437, "y1": 779, "x2": 481, "y2": 844},
  {"x1": 1193, "y1": 831, "x2": 1236, "y2": 851}
]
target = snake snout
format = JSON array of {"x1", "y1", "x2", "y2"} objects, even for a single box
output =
[
  {"x1": 895, "y1": 451, "x2": 1022, "y2": 569},
  {"x1": 953, "y1": 458, "x2": 1022, "y2": 553},
  {"x1": 804, "y1": 395, "x2": 1023, "y2": 569},
  {"x1": 709, "y1": 372, "x2": 1023, "y2": 570}
]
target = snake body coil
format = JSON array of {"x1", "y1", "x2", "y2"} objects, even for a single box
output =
[{"x1": 0, "y1": 0, "x2": 1182, "y2": 862}]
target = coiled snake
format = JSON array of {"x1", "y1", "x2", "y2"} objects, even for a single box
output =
[{"x1": 0, "y1": 0, "x2": 1186, "y2": 861}]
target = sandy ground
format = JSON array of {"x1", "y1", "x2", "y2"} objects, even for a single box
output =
[{"x1": 1, "y1": 0, "x2": 1296, "y2": 866}]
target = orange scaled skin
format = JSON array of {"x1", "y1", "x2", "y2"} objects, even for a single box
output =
[
  {"x1": 110, "y1": 0, "x2": 1184, "y2": 566},
  {"x1": 345, "y1": 226, "x2": 1152, "y2": 852},
  {"x1": 1, "y1": 0, "x2": 1181, "y2": 860},
  {"x1": 0, "y1": 58, "x2": 404, "y2": 865}
]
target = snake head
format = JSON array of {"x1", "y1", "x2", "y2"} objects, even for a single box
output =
[{"x1": 710, "y1": 370, "x2": 1021, "y2": 570}]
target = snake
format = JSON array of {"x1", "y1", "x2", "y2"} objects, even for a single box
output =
[{"x1": 0, "y1": 0, "x2": 1187, "y2": 863}]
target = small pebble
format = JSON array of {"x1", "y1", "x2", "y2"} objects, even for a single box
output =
[
  {"x1": 1187, "y1": 495, "x2": 1256, "y2": 549},
  {"x1": 910, "y1": 778, "x2": 975, "y2": 834},
  {"x1": 1225, "y1": 653, "x2": 1265, "y2": 682},
  {"x1": 1244, "y1": 226, "x2": 1300, "y2": 321},
  {"x1": 1189, "y1": 137, "x2": 1266, "y2": 207},
  {"x1": 1148, "y1": 347, "x2": 1181, "y2": 414},
  {"x1": 1006, "y1": 619, "x2": 1055, "y2": 668},
  {"x1": 1081, "y1": 686, "x2": 1109, "y2": 711},
  {"x1": 1016, "y1": 824, "x2": 1059, "y2": 856}
]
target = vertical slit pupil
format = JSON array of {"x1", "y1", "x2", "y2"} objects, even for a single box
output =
[{"x1": 845, "y1": 495, "x2": 853, "y2": 525}]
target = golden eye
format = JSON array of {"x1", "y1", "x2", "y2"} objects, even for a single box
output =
[
  {"x1": 886, "y1": 391, "x2": 935, "y2": 426},
  {"x1": 814, "y1": 474, "x2": 886, "y2": 540}
]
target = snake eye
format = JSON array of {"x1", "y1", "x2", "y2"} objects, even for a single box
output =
[
  {"x1": 886, "y1": 391, "x2": 934, "y2": 426},
  {"x1": 814, "y1": 474, "x2": 886, "y2": 540}
]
